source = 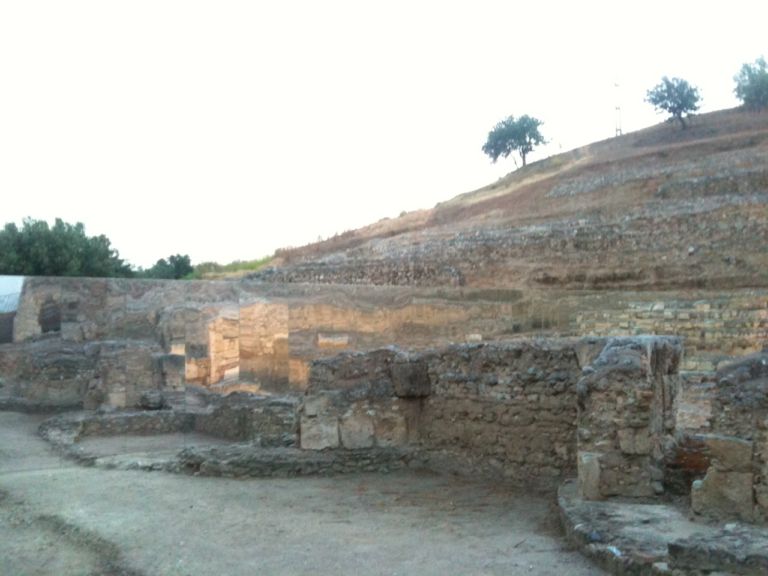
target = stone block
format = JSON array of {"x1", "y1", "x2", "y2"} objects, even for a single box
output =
[
  {"x1": 339, "y1": 412, "x2": 374, "y2": 449},
  {"x1": 691, "y1": 468, "x2": 754, "y2": 521},
  {"x1": 317, "y1": 333, "x2": 350, "y2": 349},
  {"x1": 302, "y1": 394, "x2": 331, "y2": 417},
  {"x1": 374, "y1": 413, "x2": 408, "y2": 447},
  {"x1": 702, "y1": 434, "x2": 753, "y2": 472},
  {"x1": 577, "y1": 452, "x2": 602, "y2": 500},
  {"x1": 391, "y1": 361, "x2": 431, "y2": 398},
  {"x1": 618, "y1": 428, "x2": 652, "y2": 455},
  {"x1": 138, "y1": 390, "x2": 166, "y2": 410},
  {"x1": 107, "y1": 387, "x2": 127, "y2": 408},
  {"x1": 300, "y1": 415, "x2": 339, "y2": 450},
  {"x1": 669, "y1": 523, "x2": 768, "y2": 575}
]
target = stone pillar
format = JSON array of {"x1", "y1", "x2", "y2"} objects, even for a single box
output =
[
  {"x1": 691, "y1": 351, "x2": 768, "y2": 523},
  {"x1": 576, "y1": 336, "x2": 682, "y2": 499}
]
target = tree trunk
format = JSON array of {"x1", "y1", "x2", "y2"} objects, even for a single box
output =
[
  {"x1": 677, "y1": 114, "x2": 687, "y2": 129},
  {"x1": 521, "y1": 151, "x2": 527, "y2": 166}
]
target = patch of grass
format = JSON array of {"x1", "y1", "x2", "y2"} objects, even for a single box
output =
[{"x1": 186, "y1": 256, "x2": 273, "y2": 279}]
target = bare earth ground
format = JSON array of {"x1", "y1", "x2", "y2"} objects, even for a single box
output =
[{"x1": 0, "y1": 412, "x2": 603, "y2": 575}]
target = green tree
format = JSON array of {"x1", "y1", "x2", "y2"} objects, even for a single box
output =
[
  {"x1": 482, "y1": 114, "x2": 545, "y2": 167},
  {"x1": 646, "y1": 77, "x2": 701, "y2": 129},
  {"x1": 734, "y1": 56, "x2": 768, "y2": 110},
  {"x1": 0, "y1": 218, "x2": 133, "y2": 277},
  {"x1": 142, "y1": 254, "x2": 194, "y2": 279}
]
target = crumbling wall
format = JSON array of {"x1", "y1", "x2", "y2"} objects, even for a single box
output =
[
  {"x1": 570, "y1": 290, "x2": 768, "y2": 372},
  {"x1": 299, "y1": 348, "x2": 421, "y2": 451},
  {"x1": 0, "y1": 338, "x2": 170, "y2": 410},
  {"x1": 421, "y1": 341, "x2": 584, "y2": 485},
  {"x1": 299, "y1": 340, "x2": 590, "y2": 488},
  {"x1": 40, "y1": 392, "x2": 299, "y2": 448},
  {"x1": 0, "y1": 339, "x2": 95, "y2": 408},
  {"x1": 84, "y1": 341, "x2": 164, "y2": 409},
  {"x1": 4, "y1": 277, "x2": 765, "y2": 417},
  {"x1": 576, "y1": 336, "x2": 682, "y2": 499},
  {"x1": 689, "y1": 352, "x2": 768, "y2": 523}
]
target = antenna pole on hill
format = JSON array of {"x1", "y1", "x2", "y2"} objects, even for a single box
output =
[{"x1": 614, "y1": 82, "x2": 623, "y2": 137}]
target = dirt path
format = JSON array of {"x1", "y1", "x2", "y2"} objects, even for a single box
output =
[{"x1": 0, "y1": 411, "x2": 604, "y2": 575}]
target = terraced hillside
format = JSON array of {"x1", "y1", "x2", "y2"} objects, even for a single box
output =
[{"x1": 256, "y1": 108, "x2": 768, "y2": 292}]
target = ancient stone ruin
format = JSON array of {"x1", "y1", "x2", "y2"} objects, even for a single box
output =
[
  {"x1": 0, "y1": 272, "x2": 766, "y2": 574},
  {"x1": 2, "y1": 110, "x2": 768, "y2": 574}
]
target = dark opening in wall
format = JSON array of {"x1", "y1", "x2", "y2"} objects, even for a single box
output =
[
  {"x1": 39, "y1": 297, "x2": 61, "y2": 334},
  {"x1": 0, "y1": 312, "x2": 14, "y2": 343}
]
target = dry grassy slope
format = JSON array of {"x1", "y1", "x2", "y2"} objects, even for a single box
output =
[{"x1": 262, "y1": 108, "x2": 768, "y2": 291}]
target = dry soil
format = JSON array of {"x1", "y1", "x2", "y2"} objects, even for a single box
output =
[{"x1": 0, "y1": 411, "x2": 604, "y2": 575}]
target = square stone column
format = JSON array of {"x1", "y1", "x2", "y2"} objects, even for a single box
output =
[{"x1": 576, "y1": 336, "x2": 682, "y2": 499}]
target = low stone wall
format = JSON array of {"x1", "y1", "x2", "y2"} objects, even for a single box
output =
[
  {"x1": 0, "y1": 338, "x2": 174, "y2": 410},
  {"x1": 193, "y1": 394, "x2": 299, "y2": 446},
  {"x1": 40, "y1": 392, "x2": 299, "y2": 451},
  {"x1": 176, "y1": 445, "x2": 415, "y2": 478},
  {"x1": 420, "y1": 341, "x2": 588, "y2": 485},
  {"x1": 299, "y1": 339, "x2": 601, "y2": 488}
]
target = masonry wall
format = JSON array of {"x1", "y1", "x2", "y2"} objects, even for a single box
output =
[
  {"x1": 689, "y1": 352, "x2": 768, "y2": 523},
  {"x1": 566, "y1": 290, "x2": 767, "y2": 372},
  {"x1": 3, "y1": 276, "x2": 765, "y2": 411},
  {"x1": 576, "y1": 337, "x2": 682, "y2": 499},
  {"x1": 2, "y1": 278, "x2": 526, "y2": 407},
  {"x1": 0, "y1": 312, "x2": 14, "y2": 344},
  {"x1": 300, "y1": 340, "x2": 598, "y2": 488}
]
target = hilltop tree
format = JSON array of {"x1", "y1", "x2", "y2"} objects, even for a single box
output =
[
  {"x1": 734, "y1": 56, "x2": 768, "y2": 110},
  {"x1": 646, "y1": 77, "x2": 701, "y2": 129},
  {"x1": 0, "y1": 218, "x2": 133, "y2": 277},
  {"x1": 482, "y1": 114, "x2": 545, "y2": 167}
]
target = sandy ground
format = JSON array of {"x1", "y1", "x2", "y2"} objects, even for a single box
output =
[{"x1": 0, "y1": 411, "x2": 604, "y2": 575}]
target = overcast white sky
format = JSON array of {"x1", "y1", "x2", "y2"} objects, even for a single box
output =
[{"x1": 1, "y1": 1, "x2": 765, "y2": 268}]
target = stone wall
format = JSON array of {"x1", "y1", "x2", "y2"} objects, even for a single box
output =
[
  {"x1": 576, "y1": 337, "x2": 682, "y2": 499},
  {"x1": 40, "y1": 391, "x2": 299, "y2": 449},
  {"x1": 420, "y1": 341, "x2": 589, "y2": 485},
  {"x1": 573, "y1": 341, "x2": 768, "y2": 525},
  {"x1": 2, "y1": 278, "x2": 529, "y2": 407},
  {"x1": 299, "y1": 340, "x2": 598, "y2": 488},
  {"x1": 0, "y1": 312, "x2": 14, "y2": 344},
  {"x1": 0, "y1": 338, "x2": 170, "y2": 410},
  {"x1": 567, "y1": 290, "x2": 767, "y2": 372},
  {"x1": 252, "y1": 181, "x2": 768, "y2": 294},
  {"x1": 0, "y1": 339, "x2": 94, "y2": 409},
  {"x1": 3, "y1": 277, "x2": 765, "y2": 413},
  {"x1": 689, "y1": 352, "x2": 768, "y2": 523}
]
